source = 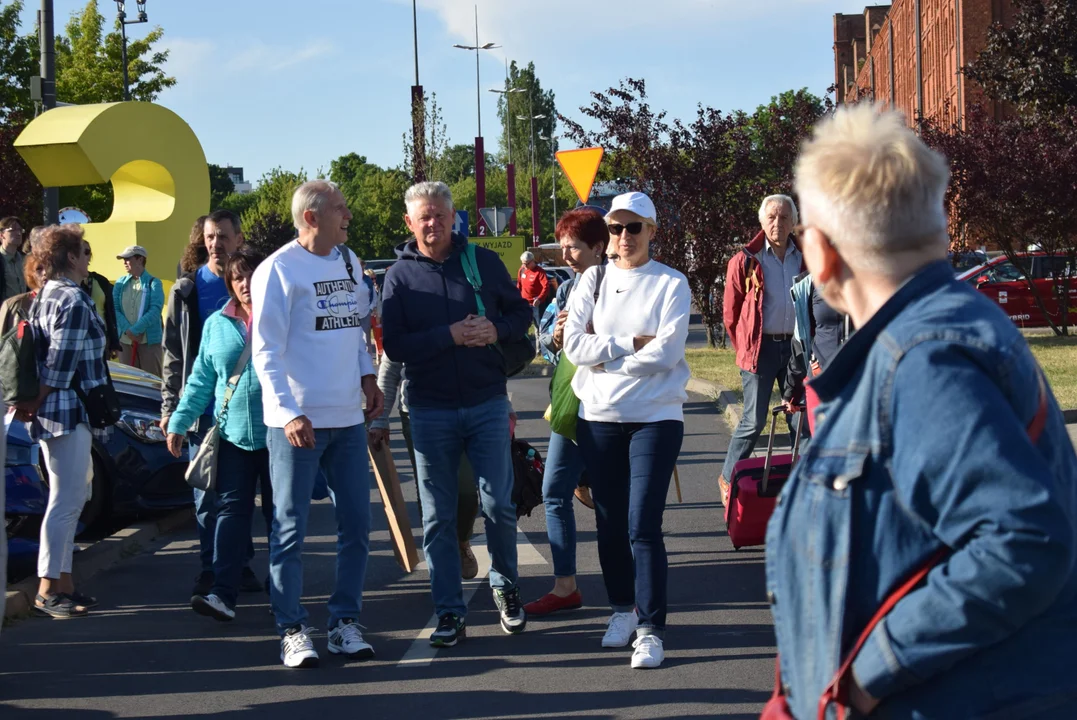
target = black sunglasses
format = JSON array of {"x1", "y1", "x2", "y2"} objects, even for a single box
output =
[{"x1": 607, "y1": 222, "x2": 644, "y2": 236}]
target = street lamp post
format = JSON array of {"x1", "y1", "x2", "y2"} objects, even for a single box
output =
[
  {"x1": 410, "y1": 0, "x2": 425, "y2": 182},
  {"x1": 452, "y1": 6, "x2": 499, "y2": 236},
  {"x1": 541, "y1": 133, "x2": 560, "y2": 230},
  {"x1": 518, "y1": 96, "x2": 547, "y2": 247},
  {"x1": 115, "y1": 1, "x2": 148, "y2": 102},
  {"x1": 490, "y1": 78, "x2": 525, "y2": 235}
]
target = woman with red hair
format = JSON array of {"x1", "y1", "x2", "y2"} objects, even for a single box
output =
[{"x1": 524, "y1": 208, "x2": 607, "y2": 618}]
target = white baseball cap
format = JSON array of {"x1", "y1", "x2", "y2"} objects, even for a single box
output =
[
  {"x1": 116, "y1": 245, "x2": 148, "y2": 259},
  {"x1": 605, "y1": 192, "x2": 657, "y2": 228}
]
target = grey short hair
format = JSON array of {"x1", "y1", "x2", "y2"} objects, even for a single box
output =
[
  {"x1": 292, "y1": 180, "x2": 341, "y2": 231},
  {"x1": 758, "y1": 195, "x2": 799, "y2": 226},
  {"x1": 520, "y1": 251, "x2": 534, "y2": 263},
  {"x1": 404, "y1": 181, "x2": 453, "y2": 210},
  {"x1": 794, "y1": 104, "x2": 950, "y2": 271}
]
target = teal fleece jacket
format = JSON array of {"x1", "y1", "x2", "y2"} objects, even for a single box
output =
[
  {"x1": 167, "y1": 308, "x2": 265, "y2": 451},
  {"x1": 113, "y1": 271, "x2": 165, "y2": 345}
]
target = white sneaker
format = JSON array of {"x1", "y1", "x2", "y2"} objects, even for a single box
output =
[
  {"x1": 328, "y1": 619, "x2": 375, "y2": 660},
  {"x1": 191, "y1": 593, "x2": 235, "y2": 622},
  {"x1": 631, "y1": 634, "x2": 664, "y2": 668},
  {"x1": 601, "y1": 610, "x2": 639, "y2": 648},
  {"x1": 280, "y1": 626, "x2": 319, "y2": 668}
]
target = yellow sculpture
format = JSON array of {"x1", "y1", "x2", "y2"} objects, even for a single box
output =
[{"x1": 14, "y1": 102, "x2": 210, "y2": 285}]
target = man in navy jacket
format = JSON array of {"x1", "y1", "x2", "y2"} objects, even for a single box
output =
[{"x1": 381, "y1": 181, "x2": 531, "y2": 647}]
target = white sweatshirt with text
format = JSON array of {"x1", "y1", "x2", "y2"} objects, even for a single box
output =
[
  {"x1": 251, "y1": 241, "x2": 375, "y2": 429},
  {"x1": 563, "y1": 260, "x2": 691, "y2": 423}
]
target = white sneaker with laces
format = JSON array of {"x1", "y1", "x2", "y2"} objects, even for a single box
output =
[
  {"x1": 328, "y1": 619, "x2": 375, "y2": 660},
  {"x1": 191, "y1": 593, "x2": 235, "y2": 622},
  {"x1": 631, "y1": 634, "x2": 664, "y2": 668},
  {"x1": 280, "y1": 626, "x2": 319, "y2": 668},
  {"x1": 601, "y1": 610, "x2": 639, "y2": 648}
]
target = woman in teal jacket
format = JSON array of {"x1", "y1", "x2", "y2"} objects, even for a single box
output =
[
  {"x1": 166, "y1": 247, "x2": 271, "y2": 622},
  {"x1": 113, "y1": 249, "x2": 165, "y2": 376}
]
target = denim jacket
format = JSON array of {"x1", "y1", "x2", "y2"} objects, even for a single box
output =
[{"x1": 766, "y1": 261, "x2": 1077, "y2": 719}]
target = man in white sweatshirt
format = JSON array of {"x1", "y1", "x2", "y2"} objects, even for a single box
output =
[{"x1": 251, "y1": 180, "x2": 385, "y2": 669}]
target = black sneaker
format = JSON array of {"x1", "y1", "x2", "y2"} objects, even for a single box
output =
[
  {"x1": 430, "y1": 613, "x2": 466, "y2": 647},
  {"x1": 191, "y1": 571, "x2": 214, "y2": 597},
  {"x1": 239, "y1": 567, "x2": 264, "y2": 593},
  {"x1": 493, "y1": 587, "x2": 527, "y2": 635}
]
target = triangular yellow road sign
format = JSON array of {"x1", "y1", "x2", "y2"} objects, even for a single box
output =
[{"x1": 556, "y1": 147, "x2": 604, "y2": 205}]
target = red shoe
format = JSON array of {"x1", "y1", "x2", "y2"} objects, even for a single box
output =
[{"x1": 523, "y1": 591, "x2": 583, "y2": 617}]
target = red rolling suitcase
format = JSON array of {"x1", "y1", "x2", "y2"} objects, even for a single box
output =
[{"x1": 725, "y1": 407, "x2": 805, "y2": 550}]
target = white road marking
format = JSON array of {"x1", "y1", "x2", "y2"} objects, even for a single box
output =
[{"x1": 398, "y1": 530, "x2": 547, "y2": 667}]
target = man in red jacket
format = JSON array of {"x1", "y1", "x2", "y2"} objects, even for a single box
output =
[
  {"x1": 517, "y1": 251, "x2": 552, "y2": 331},
  {"x1": 719, "y1": 195, "x2": 805, "y2": 503}
]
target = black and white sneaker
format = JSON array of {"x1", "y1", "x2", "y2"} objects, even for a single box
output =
[
  {"x1": 280, "y1": 625, "x2": 319, "y2": 668},
  {"x1": 328, "y1": 619, "x2": 375, "y2": 660},
  {"x1": 191, "y1": 593, "x2": 235, "y2": 622},
  {"x1": 429, "y1": 613, "x2": 466, "y2": 647},
  {"x1": 493, "y1": 587, "x2": 527, "y2": 635}
]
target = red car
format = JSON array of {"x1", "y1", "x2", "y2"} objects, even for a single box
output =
[{"x1": 957, "y1": 252, "x2": 1077, "y2": 329}]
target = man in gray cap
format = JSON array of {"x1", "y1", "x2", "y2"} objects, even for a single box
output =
[{"x1": 114, "y1": 245, "x2": 165, "y2": 377}]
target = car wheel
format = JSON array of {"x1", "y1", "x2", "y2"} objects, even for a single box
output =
[{"x1": 37, "y1": 451, "x2": 110, "y2": 533}]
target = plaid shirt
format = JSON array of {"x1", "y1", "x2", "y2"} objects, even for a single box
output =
[{"x1": 28, "y1": 278, "x2": 110, "y2": 441}]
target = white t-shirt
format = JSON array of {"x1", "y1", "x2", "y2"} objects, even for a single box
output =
[
  {"x1": 563, "y1": 260, "x2": 691, "y2": 423},
  {"x1": 251, "y1": 241, "x2": 375, "y2": 429}
]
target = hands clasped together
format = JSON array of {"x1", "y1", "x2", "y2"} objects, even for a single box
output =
[{"x1": 450, "y1": 314, "x2": 499, "y2": 348}]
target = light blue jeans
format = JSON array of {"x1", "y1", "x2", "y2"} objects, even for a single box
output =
[
  {"x1": 409, "y1": 395, "x2": 517, "y2": 618},
  {"x1": 542, "y1": 431, "x2": 586, "y2": 578},
  {"x1": 266, "y1": 423, "x2": 370, "y2": 636}
]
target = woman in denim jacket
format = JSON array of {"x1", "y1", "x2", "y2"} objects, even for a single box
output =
[
  {"x1": 166, "y1": 247, "x2": 273, "y2": 622},
  {"x1": 767, "y1": 105, "x2": 1077, "y2": 718}
]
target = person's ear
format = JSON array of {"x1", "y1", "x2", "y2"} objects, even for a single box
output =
[
  {"x1": 303, "y1": 209, "x2": 318, "y2": 229},
  {"x1": 236, "y1": 231, "x2": 245, "y2": 247},
  {"x1": 804, "y1": 227, "x2": 842, "y2": 284},
  {"x1": 403, "y1": 213, "x2": 415, "y2": 233}
]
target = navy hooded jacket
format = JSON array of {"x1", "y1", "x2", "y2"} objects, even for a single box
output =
[{"x1": 380, "y1": 233, "x2": 532, "y2": 409}]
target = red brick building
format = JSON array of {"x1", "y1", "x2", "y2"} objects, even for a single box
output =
[{"x1": 834, "y1": 1, "x2": 1014, "y2": 126}]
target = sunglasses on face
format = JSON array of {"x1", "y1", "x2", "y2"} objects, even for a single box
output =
[{"x1": 607, "y1": 222, "x2": 644, "y2": 236}]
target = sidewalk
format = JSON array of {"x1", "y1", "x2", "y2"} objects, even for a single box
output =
[{"x1": 1069, "y1": 423, "x2": 1077, "y2": 452}]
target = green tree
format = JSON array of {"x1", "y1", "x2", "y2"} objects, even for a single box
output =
[
  {"x1": 0, "y1": 0, "x2": 35, "y2": 120},
  {"x1": 402, "y1": 91, "x2": 449, "y2": 182},
  {"x1": 349, "y1": 168, "x2": 411, "y2": 260},
  {"x1": 55, "y1": 0, "x2": 176, "y2": 104},
  {"x1": 239, "y1": 168, "x2": 307, "y2": 254},
  {"x1": 208, "y1": 164, "x2": 235, "y2": 209},
  {"x1": 496, "y1": 61, "x2": 557, "y2": 171},
  {"x1": 964, "y1": 0, "x2": 1077, "y2": 117}
]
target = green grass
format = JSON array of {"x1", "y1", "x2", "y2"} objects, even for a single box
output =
[{"x1": 685, "y1": 335, "x2": 1077, "y2": 411}]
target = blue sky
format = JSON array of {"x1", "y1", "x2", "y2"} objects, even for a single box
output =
[{"x1": 20, "y1": 0, "x2": 844, "y2": 185}]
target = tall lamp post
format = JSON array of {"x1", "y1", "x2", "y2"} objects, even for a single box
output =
[
  {"x1": 541, "y1": 133, "x2": 560, "y2": 229},
  {"x1": 490, "y1": 78, "x2": 525, "y2": 235},
  {"x1": 410, "y1": 0, "x2": 425, "y2": 182},
  {"x1": 115, "y1": 1, "x2": 148, "y2": 101},
  {"x1": 452, "y1": 6, "x2": 499, "y2": 236},
  {"x1": 518, "y1": 100, "x2": 547, "y2": 247}
]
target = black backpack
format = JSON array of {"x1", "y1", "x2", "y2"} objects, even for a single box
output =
[{"x1": 511, "y1": 438, "x2": 545, "y2": 519}]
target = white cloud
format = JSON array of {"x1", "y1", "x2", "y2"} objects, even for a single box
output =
[{"x1": 161, "y1": 37, "x2": 336, "y2": 87}]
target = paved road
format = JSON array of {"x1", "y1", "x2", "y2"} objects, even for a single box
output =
[{"x1": 0, "y1": 375, "x2": 773, "y2": 719}]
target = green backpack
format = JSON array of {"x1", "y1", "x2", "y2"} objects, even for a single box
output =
[{"x1": 0, "y1": 306, "x2": 40, "y2": 405}]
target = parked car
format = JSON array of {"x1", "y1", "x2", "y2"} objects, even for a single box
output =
[
  {"x1": 5, "y1": 421, "x2": 46, "y2": 560},
  {"x1": 7, "y1": 362, "x2": 197, "y2": 539},
  {"x1": 542, "y1": 266, "x2": 575, "y2": 292},
  {"x1": 957, "y1": 252, "x2": 1077, "y2": 329}
]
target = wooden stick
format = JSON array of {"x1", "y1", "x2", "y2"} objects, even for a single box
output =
[
  {"x1": 368, "y1": 444, "x2": 420, "y2": 573},
  {"x1": 673, "y1": 465, "x2": 683, "y2": 503}
]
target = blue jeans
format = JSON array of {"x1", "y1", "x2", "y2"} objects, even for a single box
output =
[
  {"x1": 577, "y1": 418, "x2": 684, "y2": 635},
  {"x1": 543, "y1": 431, "x2": 585, "y2": 578},
  {"x1": 409, "y1": 395, "x2": 517, "y2": 618},
  {"x1": 211, "y1": 440, "x2": 271, "y2": 608},
  {"x1": 266, "y1": 423, "x2": 371, "y2": 636},
  {"x1": 720, "y1": 336, "x2": 798, "y2": 482}
]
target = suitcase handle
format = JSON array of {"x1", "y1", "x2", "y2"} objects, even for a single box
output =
[{"x1": 761, "y1": 406, "x2": 807, "y2": 495}]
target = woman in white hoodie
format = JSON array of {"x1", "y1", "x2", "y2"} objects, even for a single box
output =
[{"x1": 562, "y1": 192, "x2": 691, "y2": 669}]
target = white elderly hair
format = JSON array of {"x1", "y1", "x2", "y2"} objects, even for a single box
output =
[
  {"x1": 520, "y1": 251, "x2": 535, "y2": 263},
  {"x1": 758, "y1": 194, "x2": 799, "y2": 226},
  {"x1": 793, "y1": 104, "x2": 951, "y2": 271},
  {"x1": 404, "y1": 180, "x2": 454, "y2": 210},
  {"x1": 292, "y1": 180, "x2": 342, "y2": 231}
]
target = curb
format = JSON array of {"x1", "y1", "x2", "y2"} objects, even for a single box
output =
[
  {"x1": 687, "y1": 377, "x2": 743, "y2": 431},
  {"x1": 4, "y1": 507, "x2": 194, "y2": 623}
]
